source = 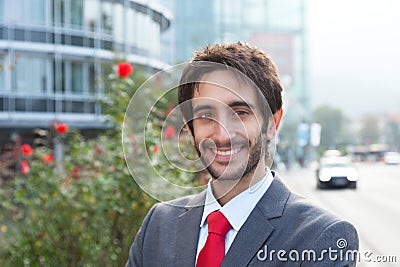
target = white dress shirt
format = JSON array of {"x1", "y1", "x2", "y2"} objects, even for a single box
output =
[{"x1": 195, "y1": 168, "x2": 274, "y2": 263}]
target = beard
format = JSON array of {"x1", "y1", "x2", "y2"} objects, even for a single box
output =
[{"x1": 194, "y1": 133, "x2": 266, "y2": 180}]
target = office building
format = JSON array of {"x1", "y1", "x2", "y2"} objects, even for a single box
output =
[
  {"x1": 0, "y1": 0, "x2": 171, "y2": 140},
  {"x1": 0, "y1": 0, "x2": 171, "y2": 177}
]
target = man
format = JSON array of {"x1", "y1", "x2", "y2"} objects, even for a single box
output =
[{"x1": 126, "y1": 42, "x2": 359, "y2": 266}]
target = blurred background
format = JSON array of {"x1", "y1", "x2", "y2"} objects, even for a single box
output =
[{"x1": 0, "y1": 0, "x2": 399, "y2": 266}]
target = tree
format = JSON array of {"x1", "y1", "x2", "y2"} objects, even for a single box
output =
[
  {"x1": 359, "y1": 115, "x2": 380, "y2": 145},
  {"x1": 313, "y1": 105, "x2": 349, "y2": 154}
]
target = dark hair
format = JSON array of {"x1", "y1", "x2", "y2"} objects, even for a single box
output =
[{"x1": 178, "y1": 42, "x2": 283, "y2": 134}]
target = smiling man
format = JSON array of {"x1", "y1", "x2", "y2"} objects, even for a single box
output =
[{"x1": 126, "y1": 42, "x2": 359, "y2": 267}]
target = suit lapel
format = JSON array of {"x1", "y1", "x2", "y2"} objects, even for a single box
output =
[
  {"x1": 221, "y1": 176, "x2": 291, "y2": 267},
  {"x1": 221, "y1": 207, "x2": 275, "y2": 267},
  {"x1": 176, "y1": 191, "x2": 206, "y2": 266}
]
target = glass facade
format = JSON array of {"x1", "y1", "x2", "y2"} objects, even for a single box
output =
[
  {"x1": 0, "y1": 0, "x2": 169, "y2": 58},
  {"x1": 14, "y1": 55, "x2": 47, "y2": 94},
  {"x1": 0, "y1": 54, "x2": 103, "y2": 116},
  {"x1": 0, "y1": 0, "x2": 171, "y2": 129}
]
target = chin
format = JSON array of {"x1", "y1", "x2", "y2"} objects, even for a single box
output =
[{"x1": 207, "y1": 165, "x2": 248, "y2": 181}]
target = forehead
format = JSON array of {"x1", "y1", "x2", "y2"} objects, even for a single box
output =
[{"x1": 192, "y1": 70, "x2": 258, "y2": 106}]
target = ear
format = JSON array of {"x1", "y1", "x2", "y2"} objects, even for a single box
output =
[
  {"x1": 274, "y1": 108, "x2": 283, "y2": 131},
  {"x1": 266, "y1": 108, "x2": 283, "y2": 140}
]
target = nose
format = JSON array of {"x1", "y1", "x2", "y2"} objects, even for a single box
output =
[{"x1": 211, "y1": 119, "x2": 236, "y2": 145}]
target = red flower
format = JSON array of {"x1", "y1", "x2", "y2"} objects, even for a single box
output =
[
  {"x1": 164, "y1": 126, "x2": 176, "y2": 139},
  {"x1": 55, "y1": 123, "x2": 68, "y2": 134},
  {"x1": 21, "y1": 144, "x2": 33, "y2": 156},
  {"x1": 117, "y1": 62, "x2": 133, "y2": 78},
  {"x1": 21, "y1": 160, "x2": 30, "y2": 174},
  {"x1": 42, "y1": 154, "x2": 54, "y2": 164},
  {"x1": 152, "y1": 145, "x2": 160, "y2": 153}
]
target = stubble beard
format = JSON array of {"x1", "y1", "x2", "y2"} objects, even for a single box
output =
[{"x1": 195, "y1": 133, "x2": 266, "y2": 181}]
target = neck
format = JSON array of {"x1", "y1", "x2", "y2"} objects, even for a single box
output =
[{"x1": 211, "y1": 162, "x2": 266, "y2": 206}]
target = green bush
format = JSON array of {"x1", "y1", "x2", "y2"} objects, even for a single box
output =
[{"x1": 0, "y1": 63, "x2": 196, "y2": 266}]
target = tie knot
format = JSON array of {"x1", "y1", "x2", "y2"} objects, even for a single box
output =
[{"x1": 207, "y1": 211, "x2": 231, "y2": 237}]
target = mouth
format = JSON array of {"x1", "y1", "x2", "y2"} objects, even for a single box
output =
[
  {"x1": 215, "y1": 147, "x2": 242, "y2": 156},
  {"x1": 211, "y1": 147, "x2": 244, "y2": 161}
]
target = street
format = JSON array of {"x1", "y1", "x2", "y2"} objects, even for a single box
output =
[{"x1": 280, "y1": 162, "x2": 400, "y2": 267}]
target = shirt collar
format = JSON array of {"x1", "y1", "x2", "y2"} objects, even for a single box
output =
[{"x1": 200, "y1": 168, "x2": 274, "y2": 231}]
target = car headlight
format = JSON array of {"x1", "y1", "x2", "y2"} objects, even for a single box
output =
[
  {"x1": 347, "y1": 171, "x2": 358, "y2": 181},
  {"x1": 319, "y1": 171, "x2": 331, "y2": 182}
]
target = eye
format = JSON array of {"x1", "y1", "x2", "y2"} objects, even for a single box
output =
[
  {"x1": 199, "y1": 112, "x2": 214, "y2": 119},
  {"x1": 234, "y1": 110, "x2": 249, "y2": 116}
]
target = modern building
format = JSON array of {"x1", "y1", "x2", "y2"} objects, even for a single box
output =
[
  {"x1": 167, "y1": 0, "x2": 309, "y2": 166},
  {"x1": 0, "y1": 0, "x2": 171, "y2": 177},
  {"x1": 0, "y1": 0, "x2": 171, "y2": 138}
]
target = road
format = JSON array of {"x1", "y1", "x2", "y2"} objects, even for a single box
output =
[{"x1": 280, "y1": 162, "x2": 400, "y2": 267}]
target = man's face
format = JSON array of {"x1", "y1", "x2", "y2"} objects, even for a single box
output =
[{"x1": 189, "y1": 70, "x2": 268, "y2": 181}]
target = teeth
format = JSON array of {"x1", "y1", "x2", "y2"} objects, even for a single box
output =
[{"x1": 216, "y1": 148, "x2": 240, "y2": 156}]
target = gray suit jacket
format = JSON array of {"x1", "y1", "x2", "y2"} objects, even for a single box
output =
[{"x1": 126, "y1": 176, "x2": 359, "y2": 266}]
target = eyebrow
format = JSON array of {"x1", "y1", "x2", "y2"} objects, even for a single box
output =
[
  {"x1": 228, "y1": 101, "x2": 256, "y2": 110},
  {"x1": 192, "y1": 101, "x2": 256, "y2": 114},
  {"x1": 193, "y1": 105, "x2": 215, "y2": 114}
]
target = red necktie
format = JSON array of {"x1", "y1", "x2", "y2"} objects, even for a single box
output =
[{"x1": 196, "y1": 211, "x2": 232, "y2": 267}]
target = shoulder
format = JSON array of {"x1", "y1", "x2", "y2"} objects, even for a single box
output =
[
  {"x1": 286, "y1": 191, "x2": 341, "y2": 227},
  {"x1": 146, "y1": 190, "x2": 206, "y2": 219},
  {"x1": 269, "y1": 176, "x2": 352, "y2": 230},
  {"x1": 283, "y1": 187, "x2": 356, "y2": 234},
  {"x1": 287, "y1": 193, "x2": 359, "y2": 265},
  {"x1": 260, "y1": 178, "x2": 359, "y2": 265},
  {"x1": 265, "y1": 177, "x2": 358, "y2": 245},
  {"x1": 280, "y1": 182, "x2": 359, "y2": 255}
]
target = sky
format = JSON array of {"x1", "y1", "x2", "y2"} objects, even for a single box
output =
[{"x1": 308, "y1": 0, "x2": 400, "y2": 119}]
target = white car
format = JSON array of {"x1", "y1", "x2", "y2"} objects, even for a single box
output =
[
  {"x1": 383, "y1": 152, "x2": 400, "y2": 165},
  {"x1": 316, "y1": 157, "x2": 358, "y2": 189}
]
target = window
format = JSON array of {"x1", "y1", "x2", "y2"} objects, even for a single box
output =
[
  {"x1": 71, "y1": 62, "x2": 83, "y2": 94},
  {"x1": 53, "y1": 0, "x2": 65, "y2": 27},
  {"x1": 137, "y1": 12, "x2": 146, "y2": 50},
  {"x1": 29, "y1": 0, "x2": 46, "y2": 26},
  {"x1": 4, "y1": 0, "x2": 23, "y2": 24},
  {"x1": 113, "y1": 3, "x2": 124, "y2": 42},
  {"x1": 14, "y1": 56, "x2": 47, "y2": 94},
  {"x1": 101, "y1": 1, "x2": 113, "y2": 35},
  {"x1": 126, "y1": 8, "x2": 137, "y2": 46},
  {"x1": 84, "y1": 0, "x2": 99, "y2": 31},
  {"x1": 70, "y1": 0, "x2": 83, "y2": 29}
]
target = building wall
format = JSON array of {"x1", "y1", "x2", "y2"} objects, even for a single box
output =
[{"x1": 0, "y1": 0, "x2": 171, "y2": 130}]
